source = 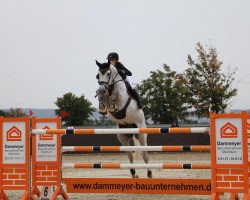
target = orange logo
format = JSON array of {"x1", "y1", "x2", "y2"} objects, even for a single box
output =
[
  {"x1": 7, "y1": 126, "x2": 22, "y2": 141},
  {"x1": 39, "y1": 126, "x2": 53, "y2": 141},
  {"x1": 220, "y1": 122, "x2": 238, "y2": 138}
]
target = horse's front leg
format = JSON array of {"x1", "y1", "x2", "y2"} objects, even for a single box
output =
[
  {"x1": 108, "y1": 89, "x2": 118, "y2": 112},
  {"x1": 96, "y1": 89, "x2": 108, "y2": 114}
]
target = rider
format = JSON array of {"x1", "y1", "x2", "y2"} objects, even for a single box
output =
[{"x1": 106, "y1": 52, "x2": 142, "y2": 109}]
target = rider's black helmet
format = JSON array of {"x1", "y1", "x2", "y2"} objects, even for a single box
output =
[{"x1": 107, "y1": 52, "x2": 119, "y2": 61}]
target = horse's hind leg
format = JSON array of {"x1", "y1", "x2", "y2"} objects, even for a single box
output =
[
  {"x1": 117, "y1": 134, "x2": 138, "y2": 178},
  {"x1": 137, "y1": 135, "x2": 153, "y2": 178},
  {"x1": 143, "y1": 152, "x2": 152, "y2": 178},
  {"x1": 128, "y1": 151, "x2": 138, "y2": 178}
]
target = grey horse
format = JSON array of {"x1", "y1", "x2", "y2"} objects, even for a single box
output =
[{"x1": 95, "y1": 61, "x2": 152, "y2": 178}]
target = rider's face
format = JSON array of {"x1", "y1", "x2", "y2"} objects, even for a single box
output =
[{"x1": 110, "y1": 59, "x2": 117, "y2": 65}]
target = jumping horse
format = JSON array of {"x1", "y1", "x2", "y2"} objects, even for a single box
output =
[{"x1": 95, "y1": 60, "x2": 152, "y2": 178}]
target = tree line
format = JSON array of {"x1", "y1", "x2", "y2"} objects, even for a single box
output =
[
  {"x1": 137, "y1": 42, "x2": 237, "y2": 124},
  {"x1": 0, "y1": 43, "x2": 238, "y2": 125}
]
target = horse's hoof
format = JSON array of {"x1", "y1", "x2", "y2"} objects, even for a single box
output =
[
  {"x1": 108, "y1": 106, "x2": 116, "y2": 112},
  {"x1": 108, "y1": 108, "x2": 115, "y2": 112},
  {"x1": 108, "y1": 103, "x2": 116, "y2": 112},
  {"x1": 99, "y1": 104, "x2": 107, "y2": 115},
  {"x1": 147, "y1": 170, "x2": 153, "y2": 178},
  {"x1": 99, "y1": 103, "x2": 106, "y2": 111}
]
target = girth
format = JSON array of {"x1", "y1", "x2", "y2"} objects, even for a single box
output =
[{"x1": 109, "y1": 97, "x2": 131, "y2": 119}]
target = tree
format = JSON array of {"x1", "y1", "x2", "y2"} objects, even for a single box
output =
[
  {"x1": 98, "y1": 115, "x2": 116, "y2": 126},
  {"x1": 55, "y1": 92, "x2": 96, "y2": 126},
  {"x1": 184, "y1": 42, "x2": 237, "y2": 118},
  {"x1": 0, "y1": 109, "x2": 6, "y2": 117},
  {"x1": 4, "y1": 108, "x2": 27, "y2": 117},
  {"x1": 137, "y1": 64, "x2": 190, "y2": 124}
]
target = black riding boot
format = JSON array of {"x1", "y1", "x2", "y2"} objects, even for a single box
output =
[
  {"x1": 124, "y1": 81, "x2": 142, "y2": 109},
  {"x1": 131, "y1": 89, "x2": 142, "y2": 109}
]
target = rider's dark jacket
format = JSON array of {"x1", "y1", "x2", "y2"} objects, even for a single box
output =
[{"x1": 115, "y1": 62, "x2": 132, "y2": 79}]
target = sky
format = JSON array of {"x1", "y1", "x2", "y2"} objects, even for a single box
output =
[{"x1": 0, "y1": 0, "x2": 250, "y2": 110}]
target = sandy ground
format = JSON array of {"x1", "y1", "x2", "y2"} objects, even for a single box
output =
[{"x1": 5, "y1": 152, "x2": 235, "y2": 199}]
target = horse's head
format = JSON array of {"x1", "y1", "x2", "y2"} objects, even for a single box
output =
[{"x1": 95, "y1": 60, "x2": 120, "y2": 96}]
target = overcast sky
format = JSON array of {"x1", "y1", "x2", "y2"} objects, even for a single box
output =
[{"x1": 0, "y1": 0, "x2": 250, "y2": 110}]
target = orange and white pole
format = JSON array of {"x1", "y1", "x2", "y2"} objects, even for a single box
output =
[
  {"x1": 32, "y1": 127, "x2": 209, "y2": 135},
  {"x1": 61, "y1": 145, "x2": 210, "y2": 152},
  {"x1": 62, "y1": 163, "x2": 211, "y2": 169}
]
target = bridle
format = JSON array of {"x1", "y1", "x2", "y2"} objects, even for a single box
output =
[
  {"x1": 96, "y1": 65, "x2": 132, "y2": 118},
  {"x1": 98, "y1": 67, "x2": 123, "y2": 96}
]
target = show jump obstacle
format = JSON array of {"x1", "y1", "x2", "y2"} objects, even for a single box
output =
[
  {"x1": 0, "y1": 113, "x2": 249, "y2": 199},
  {"x1": 31, "y1": 117, "x2": 68, "y2": 200},
  {"x1": 0, "y1": 117, "x2": 30, "y2": 200}
]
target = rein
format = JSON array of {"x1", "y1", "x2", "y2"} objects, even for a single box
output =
[{"x1": 98, "y1": 69, "x2": 123, "y2": 96}]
